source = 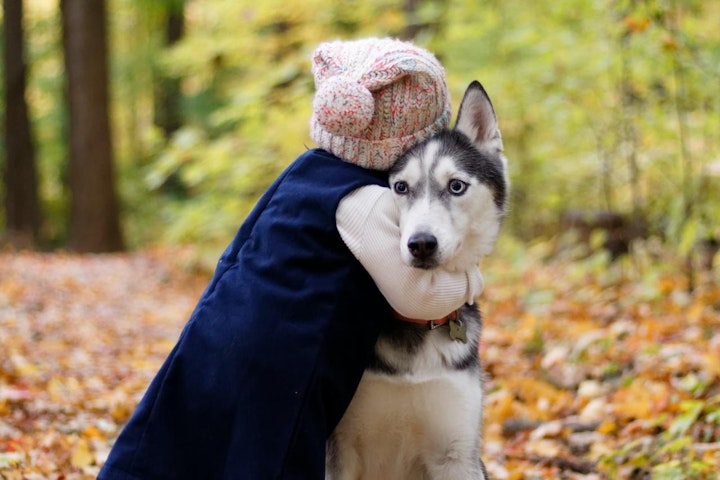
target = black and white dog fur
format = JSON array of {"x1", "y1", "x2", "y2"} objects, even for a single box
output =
[{"x1": 326, "y1": 82, "x2": 509, "y2": 479}]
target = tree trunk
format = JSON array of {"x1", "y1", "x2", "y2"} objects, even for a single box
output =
[
  {"x1": 3, "y1": 0, "x2": 40, "y2": 246},
  {"x1": 154, "y1": 1, "x2": 185, "y2": 138},
  {"x1": 61, "y1": 0, "x2": 124, "y2": 252}
]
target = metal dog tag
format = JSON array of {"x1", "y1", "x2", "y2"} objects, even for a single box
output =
[{"x1": 449, "y1": 319, "x2": 467, "y2": 343}]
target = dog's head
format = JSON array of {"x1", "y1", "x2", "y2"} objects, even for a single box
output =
[{"x1": 388, "y1": 81, "x2": 508, "y2": 271}]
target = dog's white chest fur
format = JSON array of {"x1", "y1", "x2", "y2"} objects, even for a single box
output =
[{"x1": 329, "y1": 371, "x2": 483, "y2": 480}]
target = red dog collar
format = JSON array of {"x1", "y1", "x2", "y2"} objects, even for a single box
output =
[{"x1": 392, "y1": 309, "x2": 459, "y2": 330}]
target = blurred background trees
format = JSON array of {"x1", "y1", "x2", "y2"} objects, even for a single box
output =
[
  {"x1": 61, "y1": 0, "x2": 124, "y2": 252},
  {"x1": 1, "y1": 0, "x2": 719, "y2": 262},
  {"x1": 3, "y1": 0, "x2": 39, "y2": 246}
]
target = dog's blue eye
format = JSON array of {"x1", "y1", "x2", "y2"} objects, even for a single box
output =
[
  {"x1": 393, "y1": 181, "x2": 409, "y2": 195},
  {"x1": 449, "y1": 179, "x2": 468, "y2": 195}
]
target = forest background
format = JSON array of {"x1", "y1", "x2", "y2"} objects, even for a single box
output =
[
  {"x1": 2, "y1": 0, "x2": 720, "y2": 478},
  {"x1": 3, "y1": 0, "x2": 719, "y2": 257}
]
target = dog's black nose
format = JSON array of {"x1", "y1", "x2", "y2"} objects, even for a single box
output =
[{"x1": 407, "y1": 233, "x2": 438, "y2": 260}]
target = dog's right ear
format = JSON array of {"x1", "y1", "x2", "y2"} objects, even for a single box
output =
[{"x1": 454, "y1": 81, "x2": 504, "y2": 156}]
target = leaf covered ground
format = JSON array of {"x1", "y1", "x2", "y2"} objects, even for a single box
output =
[{"x1": 1, "y1": 243, "x2": 719, "y2": 479}]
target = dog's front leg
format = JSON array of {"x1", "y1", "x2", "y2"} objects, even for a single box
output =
[
  {"x1": 325, "y1": 432, "x2": 362, "y2": 480},
  {"x1": 425, "y1": 448, "x2": 487, "y2": 480},
  {"x1": 426, "y1": 461, "x2": 486, "y2": 480}
]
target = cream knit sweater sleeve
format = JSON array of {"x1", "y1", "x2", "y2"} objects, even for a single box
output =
[{"x1": 336, "y1": 185, "x2": 484, "y2": 320}]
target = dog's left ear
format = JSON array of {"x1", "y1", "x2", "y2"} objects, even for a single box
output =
[{"x1": 454, "y1": 81, "x2": 504, "y2": 156}]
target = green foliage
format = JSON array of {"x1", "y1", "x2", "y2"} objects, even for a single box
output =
[
  {"x1": 20, "y1": 5, "x2": 68, "y2": 246},
  {"x1": 599, "y1": 396, "x2": 720, "y2": 478},
  {"x1": 113, "y1": 0, "x2": 416, "y2": 247},
  {"x1": 7, "y1": 0, "x2": 720, "y2": 253}
]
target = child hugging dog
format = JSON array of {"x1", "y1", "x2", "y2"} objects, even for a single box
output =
[{"x1": 98, "y1": 38, "x2": 483, "y2": 480}]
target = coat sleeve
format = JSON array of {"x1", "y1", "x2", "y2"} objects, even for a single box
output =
[{"x1": 336, "y1": 185, "x2": 484, "y2": 320}]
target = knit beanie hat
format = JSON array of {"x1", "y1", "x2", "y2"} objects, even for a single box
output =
[{"x1": 310, "y1": 38, "x2": 451, "y2": 171}]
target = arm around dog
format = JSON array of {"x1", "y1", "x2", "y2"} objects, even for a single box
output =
[{"x1": 337, "y1": 185, "x2": 484, "y2": 320}]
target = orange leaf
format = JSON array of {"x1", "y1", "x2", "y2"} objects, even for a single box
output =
[{"x1": 623, "y1": 15, "x2": 650, "y2": 33}]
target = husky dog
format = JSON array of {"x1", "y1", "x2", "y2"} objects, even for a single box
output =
[{"x1": 326, "y1": 81, "x2": 508, "y2": 480}]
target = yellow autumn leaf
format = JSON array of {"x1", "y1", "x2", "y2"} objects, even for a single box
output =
[
  {"x1": 597, "y1": 419, "x2": 617, "y2": 435},
  {"x1": 70, "y1": 439, "x2": 94, "y2": 468},
  {"x1": 612, "y1": 380, "x2": 670, "y2": 421},
  {"x1": 503, "y1": 376, "x2": 573, "y2": 419},
  {"x1": 686, "y1": 302, "x2": 704, "y2": 324},
  {"x1": 46, "y1": 377, "x2": 66, "y2": 402},
  {"x1": 703, "y1": 353, "x2": 720, "y2": 380},
  {"x1": 10, "y1": 353, "x2": 40, "y2": 377}
]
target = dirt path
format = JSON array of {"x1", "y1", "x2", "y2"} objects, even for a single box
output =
[
  {"x1": 0, "y1": 250, "x2": 207, "y2": 479},
  {"x1": 1, "y1": 248, "x2": 719, "y2": 478}
]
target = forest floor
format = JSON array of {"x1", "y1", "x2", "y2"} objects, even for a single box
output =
[{"x1": 1, "y1": 243, "x2": 719, "y2": 479}]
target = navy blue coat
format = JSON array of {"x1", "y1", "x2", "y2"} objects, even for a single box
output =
[{"x1": 98, "y1": 149, "x2": 391, "y2": 479}]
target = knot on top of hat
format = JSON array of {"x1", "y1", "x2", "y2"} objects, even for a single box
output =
[{"x1": 313, "y1": 76, "x2": 374, "y2": 137}]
